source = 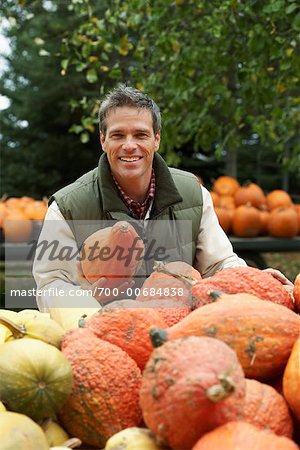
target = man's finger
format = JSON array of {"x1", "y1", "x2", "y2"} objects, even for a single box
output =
[
  {"x1": 264, "y1": 268, "x2": 293, "y2": 286},
  {"x1": 93, "y1": 277, "x2": 107, "y2": 288}
]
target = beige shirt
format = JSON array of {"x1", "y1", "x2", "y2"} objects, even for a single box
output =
[{"x1": 33, "y1": 185, "x2": 246, "y2": 312}]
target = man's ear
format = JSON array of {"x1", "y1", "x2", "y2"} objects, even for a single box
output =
[
  {"x1": 154, "y1": 132, "x2": 161, "y2": 152},
  {"x1": 100, "y1": 132, "x2": 106, "y2": 152}
]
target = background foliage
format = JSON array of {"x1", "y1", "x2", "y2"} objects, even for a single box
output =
[{"x1": 1, "y1": 0, "x2": 300, "y2": 197}]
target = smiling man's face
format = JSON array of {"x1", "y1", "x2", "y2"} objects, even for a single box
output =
[{"x1": 100, "y1": 106, "x2": 160, "y2": 187}]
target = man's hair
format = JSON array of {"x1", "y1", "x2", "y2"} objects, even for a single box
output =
[{"x1": 99, "y1": 84, "x2": 161, "y2": 136}]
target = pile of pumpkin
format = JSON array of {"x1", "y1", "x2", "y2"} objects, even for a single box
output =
[
  {"x1": 0, "y1": 196, "x2": 48, "y2": 243},
  {"x1": 210, "y1": 176, "x2": 300, "y2": 238},
  {"x1": 1, "y1": 220, "x2": 300, "y2": 449}
]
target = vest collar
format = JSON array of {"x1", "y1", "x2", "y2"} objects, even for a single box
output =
[{"x1": 98, "y1": 153, "x2": 183, "y2": 217}]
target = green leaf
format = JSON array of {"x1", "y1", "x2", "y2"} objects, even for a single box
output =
[
  {"x1": 86, "y1": 68, "x2": 98, "y2": 83},
  {"x1": 34, "y1": 37, "x2": 45, "y2": 46},
  {"x1": 80, "y1": 132, "x2": 90, "y2": 143},
  {"x1": 69, "y1": 124, "x2": 83, "y2": 134},
  {"x1": 38, "y1": 49, "x2": 50, "y2": 56},
  {"x1": 286, "y1": 3, "x2": 298, "y2": 14},
  {"x1": 61, "y1": 58, "x2": 69, "y2": 70},
  {"x1": 292, "y1": 14, "x2": 300, "y2": 31},
  {"x1": 76, "y1": 62, "x2": 88, "y2": 72}
]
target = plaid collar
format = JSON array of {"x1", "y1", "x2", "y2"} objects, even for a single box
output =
[{"x1": 112, "y1": 169, "x2": 155, "y2": 219}]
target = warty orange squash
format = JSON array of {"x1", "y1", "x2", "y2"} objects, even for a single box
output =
[
  {"x1": 283, "y1": 337, "x2": 300, "y2": 422},
  {"x1": 150, "y1": 295, "x2": 300, "y2": 380},
  {"x1": 140, "y1": 336, "x2": 246, "y2": 450},
  {"x1": 192, "y1": 266, "x2": 294, "y2": 310},
  {"x1": 192, "y1": 421, "x2": 299, "y2": 450},
  {"x1": 242, "y1": 378, "x2": 293, "y2": 437},
  {"x1": 59, "y1": 328, "x2": 142, "y2": 447}
]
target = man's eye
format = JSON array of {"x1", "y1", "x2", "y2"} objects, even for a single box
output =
[{"x1": 111, "y1": 134, "x2": 123, "y2": 139}]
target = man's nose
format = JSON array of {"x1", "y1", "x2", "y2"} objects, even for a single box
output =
[{"x1": 122, "y1": 136, "x2": 136, "y2": 150}]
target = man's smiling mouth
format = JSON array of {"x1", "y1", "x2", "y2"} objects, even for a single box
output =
[{"x1": 119, "y1": 156, "x2": 142, "y2": 162}]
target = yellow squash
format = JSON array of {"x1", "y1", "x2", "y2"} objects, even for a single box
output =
[{"x1": 105, "y1": 427, "x2": 162, "y2": 450}]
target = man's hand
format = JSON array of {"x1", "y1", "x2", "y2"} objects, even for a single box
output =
[
  {"x1": 77, "y1": 262, "x2": 134, "y2": 305},
  {"x1": 263, "y1": 268, "x2": 294, "y2": 293}
]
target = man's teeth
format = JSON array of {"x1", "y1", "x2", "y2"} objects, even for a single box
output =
[{"x1": 120, "y1": 157, "x2": 141, "y2": 161}]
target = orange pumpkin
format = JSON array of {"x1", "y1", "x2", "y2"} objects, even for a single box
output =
[
  {"x1": 294, "y1": 204, "x2": 300, "y2": 235},
  {"x1": 84, "y1": 307, "x2": 167, "y2": 370},
  {"x1": 232, "y1": 204, "x2": 261, "y2": 237},
  {"x1": 293, "y1": 273, "x2": 300, "y2": 313},
  {"x1": 150, "y1": 296, "x2": 300, "y2": 380},
  {"x1": 150, "y1": 260, "x2": 201, "y2": 282},
  {"x1": 103, "y1": 298, "x2": 190, "y2": 327},
  {"x1": 192, "y1": 421, "x2": 299, "y2": 450},
  {"x1": 80, "y1": 221, "x2": 145, "y2": 288},
  {"x1": 140, "y1": 336, "x2": 246, "y2": 450},
  {"x1": 268, "y1": 207, "x2": 299, "y2": 238},
  {"x1": 192, "y1": 266, "x2": 294, "y2": 310},
  {"x1": 258, "y1": 208, "x2": 270, "y2": 235},
  {"x1": 136, "y1": 274, "x2": 193, "y2": 325},
  {"x1": 283, "y1": 338, "x2": 300, "y2": 421},
  {"x1": 60, "y1": 328, "x2": 142, "y2": 447},
  {"x1": 24, "y1": 201, "x2": 48, "y2": 220},
  {"x1": 242, "y1": 379, "x2": 293, "y2": 437},
  {"x1": 210, "y1": 191, "x2": 220, "y2": 207},
  {"x1": 266, "y1": 190, "x2": 293, "y2": 210},
  {"x1": 0, "y1": 203, "x2": 8, "y2": 227},
  {"x1": 212, "y1": 176, "x2": 240, "y2": 196},
  {"x1": 234, "y1": 182, "x2": 266, "y2": 209},
  {"x1": 5, "y1": 197, "x2": 22, "y2": 209},
  {"x1": 3, "y1": 211, "x2": 33, "y2": 242},
  {"x1": 214, "y1": 206, "x2": 232, "y2": 234},
  {"x1": 155, "y1": 306, "x2": 190, "y2": 326},
  {"x1": 137, "y1": 261, "x2": 199, "y2": 309},
  {"x1": 218, "y1": 195, "x2": 236, "y2": 210}
]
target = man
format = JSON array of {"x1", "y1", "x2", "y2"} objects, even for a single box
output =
[{"x1": 33, "y1": 84, "x2": 292, "y2": 312}]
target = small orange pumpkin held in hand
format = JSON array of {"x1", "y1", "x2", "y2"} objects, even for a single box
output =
[{"x1": 80, "y1": 221, "x2": 145, "y2": 288}]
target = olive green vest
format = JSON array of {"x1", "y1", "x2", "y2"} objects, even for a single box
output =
[{"x1": 50, "y1": 153, "x2": 203, "y2": 274}]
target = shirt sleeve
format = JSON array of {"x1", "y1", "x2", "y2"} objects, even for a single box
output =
[
  {"x1": 194, "y1": 185, "x2": 247, "y2": 278},
  {"x1": 32, "y1": 201, "x2": 100, "y2": 312}
]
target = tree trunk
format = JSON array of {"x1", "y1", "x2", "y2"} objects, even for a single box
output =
[
  {"x1": 225, "y1": 149, "x2": 237, "y2": 178},
  {"x1": 282, "y1": 144, "x2": 290, "y2": 191}
]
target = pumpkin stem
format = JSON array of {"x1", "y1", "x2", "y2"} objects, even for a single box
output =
[
  {"x1": 78, "y1": 314, "x2": 87, "y2": 328},
  {"x1": 149, "y1": 326, "x2": 168, "y2": 348},
  {"x1": 0, "y1": 316, "x2": 26, "y2": 339},
  {"x1": 114, "y1": 221, "x2": 130, "y2": 233},
  {"x1": 206, "y1": 373, "x2": 235, "y2": 403},
  {"x1": 208, "y1": 290, "x2": 223, "y2": 301},
  {"x1": 62, "y1": 437, "x2": 82, "y2": 448},
  {"x1": 153, "y1": 261, "x2": 196, "y2": 287}
]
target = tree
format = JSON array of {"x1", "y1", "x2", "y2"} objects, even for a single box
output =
[
  {"x1": 58, "y1": 0, "x2": 300, "y2": 189},
  {"x1": 0, "y1": 0, "x2": 99, "y2": 198}
]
